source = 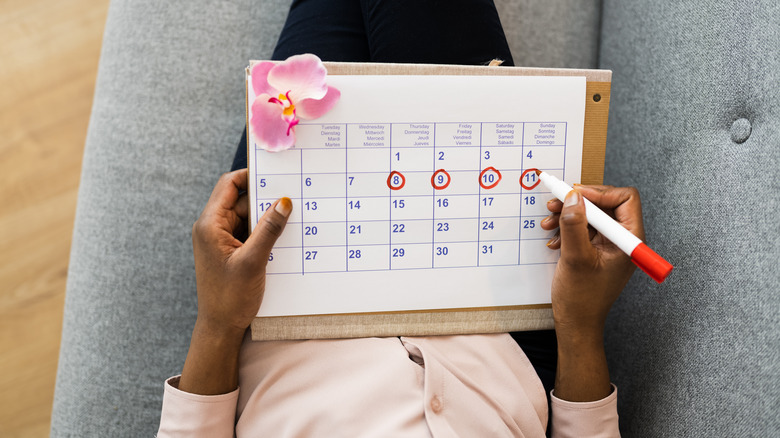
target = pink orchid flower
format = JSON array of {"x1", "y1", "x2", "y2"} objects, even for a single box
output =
[{"x1": 250, "y1": 54, "x2": 341, "y2": 152}]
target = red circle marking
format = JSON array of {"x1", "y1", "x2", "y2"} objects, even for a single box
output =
[
  {"x1": 479, "y1": 167, "x2": 502, "y2": 189},
  {"x1": 520, "y1": 168, "x2": 541, "y2": 190},
  {"x1": 387, "y1": 171, "x2": 406, "y2": 190},
  {"x1": 431, "y1": 169, "x2": 451, "y2": 190}
]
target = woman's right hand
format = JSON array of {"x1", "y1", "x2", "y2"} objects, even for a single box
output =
[{"x1": 541, "y1": 185, "x2": 644, "y2": 401}]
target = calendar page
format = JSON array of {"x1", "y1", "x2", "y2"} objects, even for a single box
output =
[{"x1": 248, "y1": 74, "x2": 586, "y2": 318}]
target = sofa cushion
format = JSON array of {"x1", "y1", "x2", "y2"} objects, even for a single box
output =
[
  {"x1": 51, "y1": 0, "x2": 293, "y2": 435},
  {"x1": 51, "y1": 0, "x2": 604, "y2": 435},
  {"x1": 600, "y1": 0, "x2": 780, "y2": 435}
]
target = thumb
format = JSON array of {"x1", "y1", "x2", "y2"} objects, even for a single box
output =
[
  {"x1": 240, "y1": 197, "x2": 292, "y2": 267},
  {"x1": 558, "y1": 190, "x2": 596, "y2": 267}
]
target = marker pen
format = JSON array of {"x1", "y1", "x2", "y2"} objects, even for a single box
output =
[{"x1": 535, "y1": 170, "x2": 673, "y2": 283}]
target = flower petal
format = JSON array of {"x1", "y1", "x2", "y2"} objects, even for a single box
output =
[
  {"x1": 251, "y1": 62, "x2": 279, "y2": 97},
  {"x1": 267, "y1": 54, "x2": 328, "y2": 102},
  {"x1": 250, "y1": 96, "x2": 297, "y2": 152},
  {"x1": 295, "y1": 85, "x2": 341, "y2": 120}
]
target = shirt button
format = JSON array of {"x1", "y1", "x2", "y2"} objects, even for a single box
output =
[{"x1": 430, "y1": 396, "x2": 442, "y2": 414}]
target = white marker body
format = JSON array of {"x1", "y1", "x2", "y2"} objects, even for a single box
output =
[{"x1": 538, "y1": 172, "x2": 642, "y2": 256}]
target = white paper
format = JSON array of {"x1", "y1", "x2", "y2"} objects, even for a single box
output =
[{"x1": 248, "y1": 75, "x2": 586, "y2": 317}]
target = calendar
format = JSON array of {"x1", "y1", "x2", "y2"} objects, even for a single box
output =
[{"x1": 248, "y1": 71, "x2": 587, "y2": 320}]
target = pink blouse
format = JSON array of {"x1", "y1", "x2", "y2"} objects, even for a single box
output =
[{"x1": 158, "y1": 333, "x2": 619, "y2": 437}]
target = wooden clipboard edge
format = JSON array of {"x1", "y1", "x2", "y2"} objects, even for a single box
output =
[
  {"x1": 245, "y1": 67, "x2": 254, "y2": 236},
  {"x1": 248, "y1": 60, "x2": 611, "y2": 81},
  {"x1": 247, "y1": 61, "x2": 611, "y2": 340},
  {"x1": 252, "y1": 304, "x2": 553, "y2": 341},
  {"x1": 582, "y1": 81, "x2": 611, "y2": 185}
]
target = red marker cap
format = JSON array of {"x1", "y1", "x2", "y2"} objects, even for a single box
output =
[{"x1": 630, "y1": 243, "x2": 674, "y2": 283}]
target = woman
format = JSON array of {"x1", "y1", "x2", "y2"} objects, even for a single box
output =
[{"x1": 159, "y1": 1, "x2": 638, "y2": 435}]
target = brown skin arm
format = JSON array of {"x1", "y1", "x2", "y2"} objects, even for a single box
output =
[
  {"x1": 178, "y1": 169, "x2": 291, "y2": 395},
  {"x1": 540, "y1": 185, "x2": 644, "y2": 401}
]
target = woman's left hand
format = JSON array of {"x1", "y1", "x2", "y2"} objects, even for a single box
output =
[
  {"x1": 191, "y1": 169, "x2": 292, "y2": 338},
  {"x1": 179, "y1": 169, "x2": 291, "y2": 395}
]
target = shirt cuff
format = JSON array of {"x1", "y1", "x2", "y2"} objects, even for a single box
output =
[
  {"x1": 550, "y1": 384, "x2": 620, "y2": 438},
  {"x1": 157, "y1": 376, "x2": 239, "y2": 438}
]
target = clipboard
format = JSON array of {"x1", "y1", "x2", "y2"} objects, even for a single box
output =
[{"x1": 247, "y1": 62, "x2": 611, "y2": 340}]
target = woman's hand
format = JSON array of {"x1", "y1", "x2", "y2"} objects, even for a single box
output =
[
  {"x1": 542, "y1": 185, "x2": 643, "y2": 336},
  {"x1": 192, "y1": 169, "x2": 292, "y2": 339},
  {"x1": 540, "y1": 185, "x2": 644, "y2": 401},
  {"x1": 179, "y1": 169, "x2": 291, "y2": 395}
]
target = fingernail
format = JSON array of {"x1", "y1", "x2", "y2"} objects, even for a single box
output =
[
  {"x1": 546, "y1": 235, "x2": 560, "y2": 247},
  {"x1": 541, "y1": 215, "x2": 553, "y2": 225},
  {"x1": 564, "y1": 190, "x2": 580, "y2": 207},
  {"x1": 274, "y1": 197, "x2": 292, "y2": 217}
]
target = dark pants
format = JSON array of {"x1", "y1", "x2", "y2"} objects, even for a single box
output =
[
  {"x1": 232, "y1": 0, "x2": 514, "y2": 170},
  {"x1": 232, "y1": 0, "x2": 557, "y2": 400}
]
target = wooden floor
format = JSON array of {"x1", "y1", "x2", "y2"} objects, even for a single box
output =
[{"x1": 0, "y1": 0, "x2": 110, "y2": 436}]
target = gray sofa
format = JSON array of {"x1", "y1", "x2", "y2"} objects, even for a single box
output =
[{"x1": 52, "y1": 0, "x2": 779, "y2": 436}]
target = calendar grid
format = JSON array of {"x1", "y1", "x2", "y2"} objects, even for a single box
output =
[
  {"x1": 299, "y1": 149, "x2": 304, "y2": 275},
  {"x1": 430, "y1": 124, "x2": 436, "y2": 268},
  {"x1": 562, "y1": 123, "x2": 567, "y2": 181},
  {"x1": 387, "y1": 123, "x2": 393, "y2": 270},
  {"x1": 517, "y1": 121, "x2": 526, "y2": 265},
  {"x1": 287, "y1": 190, "x2": 560, "y2": 200},
  {"x1": 476, "y1": 122, "x2": 483, "y2": 267},
  {"x1": 257, "y1": 121, "x2": 569, "y2": 275},
  {"x1": 268, "y1": 212, "x2": 553, "y2": 226},
  {"x1": 344, "y1": 124, "x2": 349, "y2": 273},
  {"x1": 271, "y1": 235, "x2": 556, "y2": 250},
  {"x1": 388, "y1": 124, "x2": 394, "y2": 270}
]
